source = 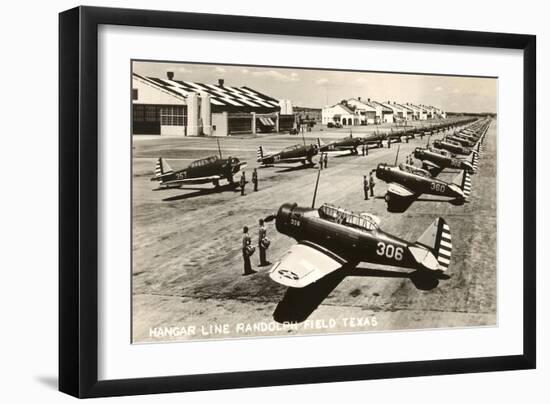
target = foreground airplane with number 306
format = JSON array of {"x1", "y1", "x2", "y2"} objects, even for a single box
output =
[{"x1": 265, "y1": 171, "x2": 452, "y2": 289}]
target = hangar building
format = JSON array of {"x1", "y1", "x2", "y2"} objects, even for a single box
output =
[{"x1": 132, "y1": 72, "x2": 295, "y2": 136}]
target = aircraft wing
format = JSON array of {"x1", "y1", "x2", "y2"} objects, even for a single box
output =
[
  {"x1": 270, "y1": 157, "x2": 310, "y2": 164},
  {"x1": 160, "y1": 175, "x2": 222, "y2": 186},
  {"x1": 422, "y1": 160, "x2": 443, "y2": 176},
  {"x1": 387, "y1": 183, "x2": 416, "y2": 198},
  {"x1": 269, "y1": 242, "x2": 346, "y2": 288}
]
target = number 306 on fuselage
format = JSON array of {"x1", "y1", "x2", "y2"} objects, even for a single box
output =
[{"x1": 268, "y1": 202, "x2": 452, "y2": 288}]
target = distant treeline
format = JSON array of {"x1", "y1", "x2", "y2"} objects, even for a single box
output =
[{"x1": 447, "y1": 112, "x2": 497, "y2": 118}]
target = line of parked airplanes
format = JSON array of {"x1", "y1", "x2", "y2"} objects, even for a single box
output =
[{"x1": 149, "y1": 116, "x2": 491, "y2": 321}]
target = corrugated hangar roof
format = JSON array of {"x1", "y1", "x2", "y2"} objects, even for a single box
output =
[{"x1": 133, "y1": 73, "x2": 280, "y2": 109}]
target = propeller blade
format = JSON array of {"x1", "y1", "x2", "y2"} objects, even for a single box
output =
[
  {"x1": 264, "y1": 214, "x2": 277, "y2": 223},
  {"x1": 394, "y1": 144, "x2": 401, "y2": 166},
  {"x1": 311, "y1": 160, "x2": 322, "y2": 209}
]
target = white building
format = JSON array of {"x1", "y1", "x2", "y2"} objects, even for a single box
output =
[{"x1": 322, "y1": 103, "x2": 360, "y2": 126}]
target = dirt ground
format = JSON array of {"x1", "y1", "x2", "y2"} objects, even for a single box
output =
[{"x1": 132, "y1": 120, "x2": 497, "y2": 343}]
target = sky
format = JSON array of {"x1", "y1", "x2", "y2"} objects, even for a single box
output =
[{"x1": 133, "y1": 61, "x2": 497, "y2": 113}]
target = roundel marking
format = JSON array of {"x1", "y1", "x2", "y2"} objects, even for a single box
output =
[{"x1": 278, "y1": 269, "x2": 299, "y2": 280}]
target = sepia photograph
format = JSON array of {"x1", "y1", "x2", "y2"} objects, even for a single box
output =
[{"x1": 131, "y1": 60, "x2": 497, "y2": 343}]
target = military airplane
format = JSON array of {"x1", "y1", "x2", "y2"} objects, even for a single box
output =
[
  {"x1": 375, "y1": 162, "x2": 472, "y2": 211},
  {"x1": 151, "y1": 140, "x2": 247, "y2": 189},
  {"x1": 267, "y1": 200, "x2": 452, "y2": 290},
  {"x1": 316, "y1": 133, "x2": 367, "y2": 155},
  {"x1": 151, "y1": 155, "x2": 247, "y2": 189},
  {"x1": 445, "y1": 133, "x2": 477, "y2": 148},
  {"x1": 413, "y1": 147, "x2": 477, "y2": 176},
  {"x1": 257, "y1": 143, "x2": 319, "y2": 166},
  {"x1": 432, "y1": 139, "x2": 475, "y2": 156}
]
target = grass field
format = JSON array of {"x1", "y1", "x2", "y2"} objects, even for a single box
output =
[{"x1": 131, "y1": 120, "x2": 497, "y2": 342}]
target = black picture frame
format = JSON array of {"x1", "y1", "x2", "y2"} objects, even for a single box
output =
[{"x1": 59, "y1": 6, "x2": 536, "y2": 398}]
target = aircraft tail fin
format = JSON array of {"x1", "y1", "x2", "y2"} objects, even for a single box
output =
[
  {"x1": 452, "y1": 170, "x2": 472, "y2": 200},
  {"x1": 470, "y1": 151, "x2": 479, "y2": 172},
  {"x1": 414, "y1": 218, "x2": 452, "y2": 271},
  {"x1": 152, "y1": 158, "x2": 173, "y2": 180},
  {"x1": 257, "y1": 146, "x2": 264, "y2": 162},
  {"x1": 317, "y1": 138, "x2": 326, "y2": 148}
]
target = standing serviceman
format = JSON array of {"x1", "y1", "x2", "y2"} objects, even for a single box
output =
[
  {"x1": 363, "y1": 175, "x2": 369, "y2": 200},
  {"x1": 258, "y1": 218, "x2": 270, "y2": 267},
  {"x1": 369, "y1": 171, "x2": 376, "y2": 197},
  {"x1": 324, "y1": 153, "x2": 328, "y2": 169},
  {"x1": 252, "y1": 168, "x2": 258, "y2": 192},
  {"x1": 240, "y1": 171, "x2": 246, "y2": 196},
  {"x1": 242, "y1": 226, "x2": 255, "y2": 275}
]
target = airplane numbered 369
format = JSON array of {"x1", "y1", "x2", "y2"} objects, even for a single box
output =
[
  {"x1": 257, "y1": 143, "x2": 318, "y2": 166},
  {"x1": 316, "y1": 133, "x2": 367, "y2": 155}
]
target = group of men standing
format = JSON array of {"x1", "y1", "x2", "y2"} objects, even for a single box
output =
[
  {"x1": 239, "y1": 168, "x2": 259, "y2": 196},
  {"x1": 242, "y1": 219, "x2": 270, "y2": 276},
  {"x1": 363, "y1": 172, "x2": 376, "y2": 200}
]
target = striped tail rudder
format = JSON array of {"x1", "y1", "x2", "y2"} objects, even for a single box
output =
[
  {"x1": 257, "y1": 146, "x2": 264, "y2": 162},
  {"x1": 462, "y1": 171, "x2": 472, "y2": 200},
  {"x1": 152, "y1": 157, "x2": 173, "y2": 181},
  {"x1": 435, "y1": 220, "x2": 452, "y2": 270},
  {"x1": 471, "y1": 152, "x2": 479, "y2": 172}
]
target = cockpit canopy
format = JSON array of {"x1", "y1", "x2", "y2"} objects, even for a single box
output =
[
  {"x1": 398, "y1": 163, "x2": 432, "y2": 177},
  {"x1": 189, "y1": 155, "x2": 219, "y2": 168},
  {"x1": 318, "y1": 203, "x2": 379, "y2": 231},
  {"x1": 283, "y1": 144, "x2": 303, "y2": 152}
]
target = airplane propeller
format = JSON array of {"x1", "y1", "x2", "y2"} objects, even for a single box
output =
[
  {"x1": 311, "y1": 157, "x2": 322, "y2": 208},
  {"x1": 394, "y1": 144, "x2": 401, "y2": 166}
]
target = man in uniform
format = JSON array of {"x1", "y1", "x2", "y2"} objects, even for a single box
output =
[
  {"x1": 240, "y1": 171, "x2": 246, "y2": 196},
  {"x1": 369, "y1": 171, "x2": 376, "y2": 197},
  {"x1": 252, "y1": 168, "x2": 258, "y2": 192},
  {"x1": 258, "y1": 219, "x2": 270, "y2": 267},
  {"x1": 363, "y1": 175, "x2": 369, "y2": 200},
  {"x1": 242, "y1": 226, "x2": 255, "y2": 275},
  {"x1": 323, "y1": 153, "x2": 328, "y2": 169}
]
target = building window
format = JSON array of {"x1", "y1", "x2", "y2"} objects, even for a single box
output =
[
  {"x1": 160, "y1": 106, "x2": 185, "y2": 126},
  {"x1": 145, "y1": 106, "x2": 158, "y2": 122},
  {"x1": 133, "y1": 104, "x2": 145, "y2": 122},
  {"x1": 132, "y1": 88, "x2": 138, "y2": 100}
]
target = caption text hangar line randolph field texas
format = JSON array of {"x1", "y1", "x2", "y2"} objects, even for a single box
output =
[{"x1": 131, "y1": 61, "x2": 497, "y2": 343}]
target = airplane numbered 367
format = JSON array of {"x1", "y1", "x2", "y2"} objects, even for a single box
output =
[{"x1": 151, "y1": 155, "x2": 247, "y2": 189}]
